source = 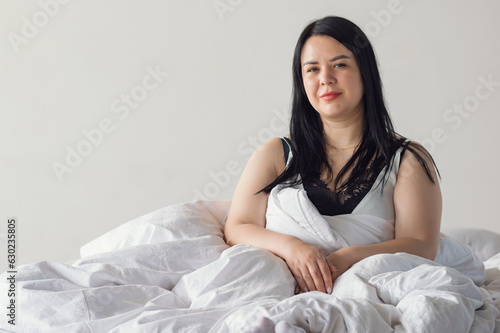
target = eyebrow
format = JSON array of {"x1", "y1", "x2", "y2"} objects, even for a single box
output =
[{"x1": 302, "y1": 54, "x2": 351, "y2": 66}]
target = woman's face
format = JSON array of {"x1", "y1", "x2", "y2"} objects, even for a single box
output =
[{"x1": 301, "y1": 35, "x2": 365, "y2": 122}]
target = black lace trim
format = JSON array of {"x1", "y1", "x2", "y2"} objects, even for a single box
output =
[
  {"x1": 303, "y1": 154, "x2": 387, "y2": 216},
  {"x1": 280, "y1": 137, "x2": 406, "y2": 216}
]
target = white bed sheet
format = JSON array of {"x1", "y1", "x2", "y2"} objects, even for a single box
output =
[{"x1": 0, "y1": 199, "x2": 499, "y2": 332}]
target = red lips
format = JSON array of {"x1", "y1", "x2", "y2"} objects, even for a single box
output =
[{"x1": 320, "y1": 91, "x2": 342, "y2": 101}]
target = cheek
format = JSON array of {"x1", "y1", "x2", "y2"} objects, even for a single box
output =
[
  {"x1": 303, "y1": 79, "x2": 318, "y2": 100},
  {"x1": 344, "y1": 73, "x2": 364, "y2": 97}
]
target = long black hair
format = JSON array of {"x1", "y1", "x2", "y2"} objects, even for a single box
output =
[{"x1": 258, "y1": 16, "x2": 438, "y2": 194}]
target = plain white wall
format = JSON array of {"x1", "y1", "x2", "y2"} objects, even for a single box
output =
[{"x1": 1, "y1": 0, "x2": 499, "y2": 266}]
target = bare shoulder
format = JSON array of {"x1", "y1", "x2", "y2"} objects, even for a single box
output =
[
  {"x1": 393, "y1": 141, "x2": 442, "y2": 257},
  {"x1": 398, "y1": 141, "x2": 438, "y2": 184},
  {"x1": 405, "y1": 141, "x2": 431, "y2": 157},
  {"x1": 226, "y1": 137, "x2": 288, "y2": 229},
  {"x1": 248, "y1": 137, "x2": 287, "y2": 176}
]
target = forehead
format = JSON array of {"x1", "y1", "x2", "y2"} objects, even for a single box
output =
[{"x1": 301, "y1": 35, "x2": 353, "y2": 62}]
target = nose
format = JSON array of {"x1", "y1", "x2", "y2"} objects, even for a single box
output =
[{"x1": 320, "y1": 68, "x2": 336, "y2": 85}]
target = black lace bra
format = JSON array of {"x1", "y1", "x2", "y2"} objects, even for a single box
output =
[{"x1": 281, "y1": 137, "x2": 407, "y2": 216}]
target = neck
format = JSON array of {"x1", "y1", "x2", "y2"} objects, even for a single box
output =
[{"x1": 322, "y1": 110, "x2": 364, "y2": 150}]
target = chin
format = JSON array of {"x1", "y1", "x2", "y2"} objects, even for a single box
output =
[{"x1": 317, "y1": 107, "x2": 346, "y2": 119}]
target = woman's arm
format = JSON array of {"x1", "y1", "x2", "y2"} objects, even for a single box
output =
[
  {"x1": 328, "y1": 143, "x2": 442, "y2": 276},
  {"x1": 225, "y1": 138, "x2": 335, "y2": 294}
]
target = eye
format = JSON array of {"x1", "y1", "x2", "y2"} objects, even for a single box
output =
[
  {"x1": 333, "y1": 63, "x2": 346, "y2": 68},
  {"x1": 306, "y1": 67, "x2": 318, "y2": 73}
]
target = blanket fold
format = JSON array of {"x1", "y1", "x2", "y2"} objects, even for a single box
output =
[
  {"x1": 266, "y1": 183, "x2": 486, "y2": 285},
  {"x1": 0, "y1": 196, "x2": 498, "y2": 332}
]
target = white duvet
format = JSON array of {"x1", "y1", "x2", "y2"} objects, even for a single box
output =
[{"x1": 1, "y1": 191, "x2": 500, "y2": 332}]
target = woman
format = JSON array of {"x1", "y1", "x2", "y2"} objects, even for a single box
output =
[{"x1": 224, "y1": 16, "x2": 442, "y2": 295}]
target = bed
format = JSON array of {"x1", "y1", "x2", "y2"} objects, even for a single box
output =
[{"x1": 1, "y1": 195, "x2": 499, "y2": 332}]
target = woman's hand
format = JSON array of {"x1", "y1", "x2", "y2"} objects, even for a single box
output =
[
  {"x1": 326, "y1": 247, "x2": 355, "y2": 281},
  {"x1": 283, "y1": 238, "x2": 337, "y2": 294}
]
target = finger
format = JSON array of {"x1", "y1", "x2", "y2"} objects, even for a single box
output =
[
  {"x1": 289, "y1": 264, "x2": 311, "y2": 294},
  {"x1": 317, "y1": 260, "x2": 333, "y2": 294},
  {"x1": 331, "y1": 265, "x2": 339, "y2": 277},
  {"x1": 298, "y1": 266, "x2": 315, "y2": 293},
  {"x1": 292, "y1": 269, "x2": 309, "y2": 293},
  {"x1": 330, "y1": 265, "x2": 340, "y2": 283},
  {"x1": 305, "y1": 262, "x2": 327, "y2": 293}
]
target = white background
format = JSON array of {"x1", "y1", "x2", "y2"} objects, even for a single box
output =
[{"x1": 1, "y1": 0, "x2": 499, "y2": 266}]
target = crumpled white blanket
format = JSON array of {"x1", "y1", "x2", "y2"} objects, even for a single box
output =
[
  {"x1": 0, "y1": 197, "x2": 499, "y2": 332},
  {"x1": 265, "y1": 183, "x2": 487, "y2": 285}
]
